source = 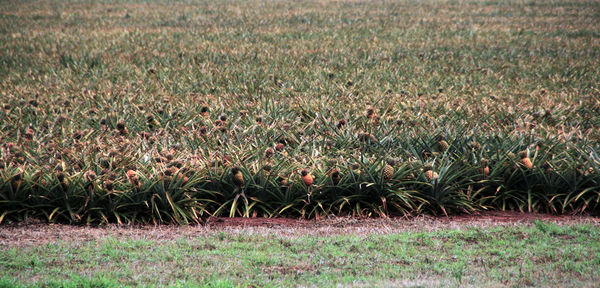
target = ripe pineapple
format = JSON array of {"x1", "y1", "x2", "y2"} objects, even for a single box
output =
[
  {"x1": 280, "y1": 176, "x2": 289, "y2": 186},
  {"x1": 103, "y1": 179, "x2": 114, "y2": 191},
  {"x1": 575, "y1": 165, "x2": 594, "y2": 177},
  {"x1": 519, "y1": 151, "x2": 533, "y2": 169},
  {"x1": 301, "y1": 169, "x2": 313, "y2": 186},
  {"x1": 275, "y1": 143, "x2": 285, "y2": 151},
  {"x1": 126, "y1": 169, "x2": 138, "y2": 186},
  {"x1": 480, "y1": 158, "x2": 490, "y2": 177},
  {"x1": 231, "y1": 166, "x2": 244, "y2": 188},
  {"x1": 301, "y1": 169, "x2": 314, "y2": 203},
  {"x1": 424, "y1": 165, "x2": 438, "y2": 181},
  {"x1": 200, "y1": 106, "x2": 209, "y2": 116},
  {"x1": 366, "y1": 108, "x2": 376, "y2": 119},
  {"x1": 164, "y1": 166, "x2": 178, "y2": 177},
  {"x1": 584, "y1": 166, "x2": 594, "y2": 176},
  {"x1": 264, "y1": 148, "x2": 274, "y2": 158},
  {"x1": 351, "y1": 163, "x2": 362, "y2": 175}
]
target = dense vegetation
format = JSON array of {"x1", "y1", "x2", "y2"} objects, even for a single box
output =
[{"x1": 1, "y1": 0, "x2": 599, "y2": 224}]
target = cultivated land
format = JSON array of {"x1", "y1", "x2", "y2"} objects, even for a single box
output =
[
  {"x1": 1, "y1": 0, "x2": 599, "y2": 223},
  {"x1": 0, "y1": 215, "x2": 599, "y2": 287},
  {"x1": 2, "y1": 0, "x2": 600, "y2": 287}
]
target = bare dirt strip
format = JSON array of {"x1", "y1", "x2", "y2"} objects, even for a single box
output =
[{"x1": 1, "y1": 212, "x2": 598, "y2": 247}]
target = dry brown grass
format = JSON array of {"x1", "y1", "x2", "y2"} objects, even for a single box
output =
[{"x1": 1, "y1": 212, "x2": 598, "y2": 248}]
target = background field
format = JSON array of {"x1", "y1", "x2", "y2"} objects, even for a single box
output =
[{"x1": 1, "y1": 0, "x2": 600, "y2": 224}]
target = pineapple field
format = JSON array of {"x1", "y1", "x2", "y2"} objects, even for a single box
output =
[{"x1": 1, "y1": 0, "x2": 600, "y2": 224}]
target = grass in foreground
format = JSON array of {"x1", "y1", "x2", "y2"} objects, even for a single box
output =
[{"x1": 1, "y1": 221, "x2": 599, "y2": 287}]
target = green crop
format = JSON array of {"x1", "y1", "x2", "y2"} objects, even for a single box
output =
[{"x1": 1, "y1": 0, "x2": 599, "y2": 224}]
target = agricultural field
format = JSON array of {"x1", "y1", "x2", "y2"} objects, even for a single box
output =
[{"x1": 1, "y1": 0, "x2": 600, "y2": 224}]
